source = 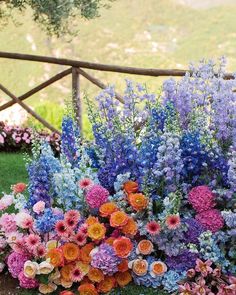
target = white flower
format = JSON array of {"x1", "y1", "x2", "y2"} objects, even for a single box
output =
[
  {"x1": 39, "y1": 260, "x2": 54, "y2": 274},
  {"x1": 0, "y1": 263, "x2": 5, "y2": 273},
  {"x1": 24, "y1": 261, "x2": 39, "y2": 278}
]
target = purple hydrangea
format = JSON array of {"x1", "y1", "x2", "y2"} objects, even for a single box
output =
[
  {"x1": 166, "y1": 250, "x2": 198, "y2": 272},
  {"x1": 7, "y1": 252, "x2": 29, "y2": 278},
  {"x1": 183, "y1": 218, "x2": 205, "y2": 244},
  {"x1": 91, "y1": 243, "x2": 121, "y2": 275}
]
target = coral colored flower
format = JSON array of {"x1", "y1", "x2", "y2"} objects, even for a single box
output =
[
  {"x1": 73, "y1": 232, "x2": 87, "y2": 246},
  {"x1": 88, "y1": 267, "x2": 104, "y2": 283},
  {"x1": 115, "y1": 270, "x2": 132, "y2": 287},
  {"x1": 99, "y1": 202, "x2": 118, "y2": 217},
  {"x1": 87, "y1": 222, "x2": 106, "y2": 241},
  {"x1": 113, "y1": 237, "x2": 133, "y2": 258},
  {"x1": 55, "y1": 220, "x2": 68, "y2": 236},
  {"x1": 150, "y1": 261, "x2": 167, "y2": 277},
  {"x1": 123, "y1": 181, "x2": 138, "y2": 194},
  {"x1": 188, "y1": 185, "x2": 216, "y2": 213},
  {"x1": 80, "y1": 243, "x2": 94, "y2": 264},
  {"x1": 195, "y1": 259, "x2": 213, "y2": 277},
  {"x1": 86, "y1": 216, "x2": 99, "y2": 226},
  {"x1": 86, "y1": 184, "x2": 109, "y2": 209},
  {"x1": 62, "y1": 243, "x2": 80, "y2": 262},
  {"x1": 196, "y1": 209, "x2": 224, "y2": 233},
  {"x1": 60, "y1": 263, "x2": 74, "y2": 281},
  {"x1": 121, "y1": 217, "x2": 138, "y2": 236},
  {"x1": 105, "y1": 236, "x2": 116, "y2": 246},
  {"x1": 46, "y1": 248, "x2": 64, "y2": 267},
  {"x1": 110, "y1": 211, "x2": 129, "y2": 227},
  {"x1": 12, "y1": 183, "x2": 26, "y2": 194},
  {"x1": 78, "y1": 283, "x2": 98, "y2": 295},
  {"x1": 60, "y1": 291, "x2": 75, "y2": 295},
  {"x1": 146, "y1": 221, "x2": 161, "y2": 235},
  {"x1": 128, "y1": 193, "x2": 148, "y2": 211},
  {"x1": 165, "y1": 214, "x2": 181, "y2": 230},
  {"x1": 97, "y1": 276, "x2": 116, "y2": 293},
  {"x1": 65, "y1": 210, "x2": 80, "y2": 222},
  {"x1": 78, "y1": 178, "x2": 93, "y2": 189},
  {"x1": 118, "y1": 259, "x2": 129, "y2": 272},
  {"x1": 130, "y1": 259, "x2": 148, "y2": 276},
  {"x1": 71, "y1": 267, "x2": 84, "y2": 282},
  {"x1": 33, "y1": 201, "x2": 45, "y2": 214},
  {"x1": 137, "y1": 240, "x2": 154, "y2": 255}
]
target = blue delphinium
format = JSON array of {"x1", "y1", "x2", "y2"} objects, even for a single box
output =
[{"x1": 166, "y1": 250, "x2": 198, "y2": 272}]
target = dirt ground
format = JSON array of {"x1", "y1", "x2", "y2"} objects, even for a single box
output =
[{"x1": 0, "y1": 274, "x2": 21, "y2": 295}]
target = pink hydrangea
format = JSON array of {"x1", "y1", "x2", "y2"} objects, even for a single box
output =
[
  {"x1": 85, "y1": 184, "x2": 109, "y2": 209},
  {"x1": 7, "y1": 251, "x2": 29, "y2": 278},
  {"x1": 188, "y1": 186, "x2": 216, "y2": 213},
  {"x1": 18, "y1": 271, "x2": 39, "y2": 289},
  {"x1": 0, "y1": 213, "x2": 17, "y2": 233},
  {"x1": 195, "y1": 209, "x2": 224, "y2": 233}
]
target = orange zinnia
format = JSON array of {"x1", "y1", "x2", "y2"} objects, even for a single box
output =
[
  {"x1": 110, "y1": 211, "x2": 128, "y2": 228},
  {"x1": 88, "y1": 267, "x2": 104, "y2": 283},
  {"x1": 78, "y1": 283, "x2": 98, "y2": 295},
  {"x1": 87, "y1": 222, "x2": 106, "y2": 241},
  {"x1": 61, "y1": 263, "x2": 74, "y2": 281},
  {"x1": 80, "y1": 243, "x2": 94, "y2": 264},
  {"x1": 46, "y1": 248, "x2": 64, "y2": 267},
  {"x1": 115, "y1": 271, "x2": 132, "y2": 287},
  {"x1": 97, "y1": 276, "x2": 116, "y2": 293},
  {"x1": 123, "y1": 181, "x2": 138, "y2": 194},
  {"x1": 99, "y1": 202, "x2": 118, "y2": 217},
  {"x1": 137, "y1": 240, "x2": 154, "y2": 255},
  {"x1": 86, "y1": 216, "x2": 99, "y2": 226},
  {"x1": 128, "y1": 193, "x2": 148, "y2": 211},
  {"x1": 121, "y1": 217, "x2": 138, "y2": 236},
  {"x1": 113, "y1": 237, "x2": 133, "y2": 258},
  {"x1": 118, "y1": 259, "x2": 129, "y2": 272},
  {"x1": 62, "y1": 243, "x2": 80, "y2": 262}
]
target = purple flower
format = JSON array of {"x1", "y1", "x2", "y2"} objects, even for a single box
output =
[
  {"x1": 183, "y1": 218, "x2": 205, "y2": 244},
  {"x1": 166, "y1": 250, "x2": 198, "y2": 272},
  {"x1": 7, "y1": 252, "x2": 29, "y2": 278}
]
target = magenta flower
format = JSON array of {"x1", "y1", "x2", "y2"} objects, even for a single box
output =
[
  {"x1": 18, "y1": 271, "x2": 39, "y2": 289},
  {"x1": 85, "y1": 184, "x2": 109, "y2": 209},
  {"x1": 195, "y1": 209, "x2": 224, "y2": 233},
  {"x1": 195, "y1": 259, "x2": 213, "y2": 277},
  {"x1": 188, "y1": 185, "x2": 216, "y2": 213}
]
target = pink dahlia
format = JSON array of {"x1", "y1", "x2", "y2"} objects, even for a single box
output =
[
  {"x1": 0, "y1": 213, "x2": 17, "y2": 233},
  {"x1": 7, "y1": 251, "x2": 29, "y2": 278},
  {"x1": 195, "y1": 209, "x2": 224, "y2": 233},
  {"x1": 188, "y1": 185, "x2": 216, "y2": 213},
  {"x1": 18, "y1": 271, "x2": 39, "y2": 289},
  {"x1": 146, "y1": 221, "x2": 161, "y2": 235},
  {"x1": 85, "y1": 184, "x2": 109, "y2": 209},
  {"x1": 25, "y1": 234, "x2": 41, "y2": 251}
]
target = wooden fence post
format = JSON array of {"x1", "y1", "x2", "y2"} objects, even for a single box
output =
[{"x1": 72, "y1": 67, "x2": 82, "y2": 133}]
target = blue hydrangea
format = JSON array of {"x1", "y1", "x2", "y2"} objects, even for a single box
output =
[
  {"x1": 162, "y1": 270, "x2": 186, "y2": 292},
  {"x1": 35, "y1": 208, "x2": 62, "y2": 234}
]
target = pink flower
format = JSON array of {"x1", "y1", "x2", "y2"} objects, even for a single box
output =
[
  {"x1": 165, "y1": 214, "x2": 181, "y2": 230},
  {"x1": 188, "y1": 185, "x2": 216, "y2": 213},
  {"x1": 0, "y1": 237, "x2": 7, "y2": 250},
  {"x1": 72, "y1": 232, "x2": 87, "y2": 246},
  {"x1": 18, "y1": 271, "x2": 39, "y2": 289},
  {"x1": 146, "y1": 221, "x2": 161, "y2": 235},
  {"x1": 0, "y1": 134, "x2": 4, "y2": 144},
  {"x1": 64, "y1": 210, "x2": 80, "y2": 221},
  {"x1": 33, "y1": 244, "x2": 46, "y2": 258},
  {"x1": 33, "y1": 201, "x2": 45, "y2": 214},
  {"x1": 187, "y1": 268, "x2": 196, "y2": 278},
  {"x1": 7, "y1": 251, "x2": 29, "y2": 278},
  {"x1": 15, "y1": 212, "x2": 33, "y2": 229},
  {"x1": 71, "y1": 267, "x2": 84, "y2": 282},
  {"x1": 196, "y1": 209, "x2": 224, "y2": 233},
  {"x1": 85, "y1": 184, "x2": 109, "y2": 209},
  {"x1": 12, "y1": 183, "x2": 27, "y2": 194},
  {"x1": 192, "y1": 277, "x2": 208, "y2": 295},
  {"x1": 0, "y1": 194, "x2": 13, "y2": 210},
  {"x1": 78, "y1": 178, "x2": 93, "y2": 189},
  {"x1": 195, "y1": 259, "x2": 213, "y2": 277},
  {"x1": 217, "y1": 284, "x2": 236, "y2": 295},
  {"x1": 0, "y1": 213, "x2": 17, "y2": 233},
  {"x1": 25, "y1": 234, "x2": 41, "y2": 251},
  {"x1": 5, "y1": 231, "x2": 23, "y2": 245},
  {"x1": 79, "y1": 224, "x2": 88, "y2": 235},
  {"x1": 55, "y1": 220, "x2": 68, "y2": 236},
  {"x1": 179, "y1": 282, "x2": 192, "y2": 295}
]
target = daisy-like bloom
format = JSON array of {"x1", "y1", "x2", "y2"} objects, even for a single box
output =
[
  {"x1": 73, "y1": 232, "x2": 87, "y2": 246},
  {"x1": 71, "y1": 267, "x2": 84, "y2": 282},
  {"x1": 12, "y1": 183, "x2": 26, "y2": 194},
  {"x1": 79, "y1": 224, "x2": 88, "y2": 235},
  {"x1": 129, "y1": 259, "x2": 148, "y2": 276},
  {"x1": 78, "y1": 178, "x2": 93, "y2": 190},
  {"x1": 113, "y1": 237, "x2": 133, "y2": 258},
  {"x1": 195, "y1": 259, "x2": 213, "y2": 277},
  {"x1": 137, "y1": 240, "x2": 154, "y2": 255},
  {"x1": 128, "y1": 193, "x2": 148, "y2": 212},
  {"x1": 55, "y1": 220, "x2": 68, "y2": 236},
  {"x1": 121, "y1": 217, "x2": 138, "y2": 236},
  {"x1": 62, "y1": 243, "x2": 80, "y2": 262},
  {"x1": 33, "y1": 244, "x2": 46, "y2": 258},
  {"x1": 32, "y1": 201, "x2": 45, "y2": 214},
  {"x1": 165, "y1": 214, "x2": 181, "y2": 230},
  {"x1": 88, "y1": 267, "x2": 104, "y2": 283},
  {"x1": 65, "y1": 216, "x2": 78, "y2": 229},
  {"x1": 123, "y1": 181, "x2": 139, "y2": 194},
  {"x1": 110, "y1": 211, "x2": 129, "y2": 228},
  {"x1": 25, "y1": 234, "x2": 41, "y2": 251},
  {"x1": 150, "y1": 261, "x2": 167, "y2": 277},
  {"x1": 78, "y1": 283, "x2": 98, "y2": 295},
  {"x1": 99, "y1": 202, "x2": 118, "y2": 217},
  {"x1": 115, "y1": 270, "x2": 132, "y2": 287},
  {"x1": 97, "y1": 276, "x2": 116, "y2": 293},
  {"x1": 146, "y1": 221, "x2": 161, "y2": 235},
  {"x1": 15, "y1": 212, "x2": 33, "y2": 229},
  {"x1": 179, "y1": 282, "x2": 193, "y2": 295},
  {"x1": 87, "y1": 222, "x2": 106, "y2": 241},
  {"x1": 64, "y1": 210, "x2": 80, "y2": 222}
]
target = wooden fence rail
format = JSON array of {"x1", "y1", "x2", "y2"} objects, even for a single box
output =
[{"x1": 0, "y1": 51, "x2": 235, "y2": 135}]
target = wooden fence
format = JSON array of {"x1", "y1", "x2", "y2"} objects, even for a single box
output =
[{"x1": 0, "y1": 51, "x2": 235, "y2": 135}]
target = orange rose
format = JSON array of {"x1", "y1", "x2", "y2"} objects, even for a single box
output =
[
  {"x1": 118, "y1": 259, "x2": 129, "y2": 272},
  {"x1": 150, "y1": 261, "x2": 167, "y2": 277},
  {"x1": 137, "y1": 240, "x2": 154, "y2": 255},
  {"x1": 115, "y1": 271, "x2": 132, "y2": 287},
  {"x1": 131, "y1": 259, "x2": 148, "y2": 276},
  {"x1": 99, "y1": 202, "x2": 118, "y2": 217},
  {"x1": 123, "y1": 181, "x2": 138, "y2": 194},
  {"x1": 47, "y1": 248, "x2": 64, "y2": 267},
  {"x1": 60, "y1": 263, "x2": 74, "y2": 281},
  {"x1": 87, "y1": 222, "x2": 106, "y2": 241},
  {"x1": 88, "y1": 267, "x2": 104, "y2": 283},
  {"x1": 86, "y1": 216, "x2": 99, "y2": 226},
  {"x1": 80, "y1": 243, "x2": 94, "y2": 264},
  {"x1": 62, "y1": 243, "x2": 80, "y2": 262},
  {"x1": 110, "y1": 211, "x2": 128, "y2": 227},
  {"x1": 128, "y1": 193, "x2": 148, "y2": 211},
  {"x1": 97, "y1": 276, "x2": 116, "y2": 293},
  {"x1": 105, "y1": 237, "x2": 115, "y2": 246},
  {"x1": 78, "y1": 283, "x2": 98, "y2": 295},
  {"x1": 113, "y1": 237, "x2": 133, "y2": 258},
  {"x1": 121, "y1": 217, "x2": 138, "y2": 236}
]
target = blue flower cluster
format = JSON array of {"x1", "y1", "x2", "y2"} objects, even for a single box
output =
[{"x1": 35, "y1": 208, "x2": 62, "y2": 234}]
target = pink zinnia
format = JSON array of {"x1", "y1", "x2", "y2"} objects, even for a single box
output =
[
  {"x1": 12, "y1": 183, "x2": 27, "y2": 194},
  {"x1": 78, "y1": 178, "x2": 93, "y2": 189},
  {"x1": 33, "y1": 201, "x2": 45, "y2": 214},
  {"x1": 25, "y1": 234, "x2": 41, "y2": 250},
  {"x1": 15, "y1": 212, "x2": 33, "y2": 229},
  {"x1": 188, "y1": 185, "x2": 216, "y2": 213},
  {"x1": 73, "y1": 232, "x2": 87, "y2": 246},
  {"x1": 7, "y1": 251, "x2": 28, "y2": 278},
  {"x1": 71, "y1": 267, "x2": 84, "y2": 282},
  {"x1": 195, "y1": 259, "x2": 213, "y2": 277},
  {"x1": 79, "y1": 224, "x2": 88, "y2": 235},
  {"x1": 11, "y1": 237, "x2": 27, "y2": 254},
  {"x1": 55, "y1": 220, "x2": 68, "y2": 236},
  {"x1": 18, "y1": 271, "x2": 39, "y2": 289},
  {"x1": 0, "y1": 213, "x2": 17, "y2": 233},
  {"x1": 146, "y1": 221, "x2": 161, "y2": 235},
  {"x1": 165, "y1": 215, "x2": 181, "y2": 230},
  {"x1": 33, "y1": 244, "x2": 46, "y2": 258},
  {"x1": 195, "y1": 209, "x2": 224, "y2": 233},
  {"x1": 65, "y1": 210, "x2": 80, "y2": 222},
  {"x1": 85, "y1": 184, "x2": 109, "y2": 209}
]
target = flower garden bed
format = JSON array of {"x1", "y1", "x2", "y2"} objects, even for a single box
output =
[{"x1": 0, "y1": 60, "x2": 236, "y2": 295}]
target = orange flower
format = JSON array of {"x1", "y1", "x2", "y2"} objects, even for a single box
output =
[
  {"x1": 105, "y1": 237, "x2": 116, "y2": 246},
  {"x1": 86, "y1": 216, "x2": 99, "y2": 226},
  {"x1": 128, "y1": 193, "x2": 148, "y2": 211},
  {"x1": 87, "y1": 222, "x2": 106, "y2": 241},
  {"x1": 118, "y1": 259, "x2": 129, "y2": 272},
  {"x1": 97, "y1": 276, "x2": 116, "y2": 293},
  {"x1": 80, "y1": 243, "x2": 94, "y2": 264},
  {"x1": 99, "y1": 202, "x2": 118, "y2": 217},
  {"x1": 110, "y1": 211, "x2": 128, "y2": 228},
  {"x1": 46, "y1": 248, "x2": 64, "y2": 267},
  {"x1": 113, "y1": 237, "x2": 133, "y2": 258},
  {"x1": 78, "y1": 283, "x2": 98, "y2": 295},
  {"x1": 123, "y1": 181, "x2": 138, "y2": 194},
  {"x1": 60, "y1": 263, "x2": 74, "y2": 281},
  {"x1": 88, "y1": 267, "x2": 104, "y2": 283},
  {"x1": 121, "y1": 217, "x2": 138, "y2": 236},
  {"x1": 137, "y1": 240, "x2": 154, "y2": 255},
  {"x1": 115, "y1": 271, "x2": 132, "y2": 287},
  {"x1": 131, "y1": 259, "x2": 148, "y2": 276},
  {"x1": 62, "y1": 243, "x2": 80, "y2": 262},
  {"x1": 150, "y1": 261, "x2": 167, "y2": 277},
  {"x1": 76, "y1": 261, "x2": 90, "y2": 275},
  {"x1": 60, "y1": 291, "x2": 75, "y2": 295}
]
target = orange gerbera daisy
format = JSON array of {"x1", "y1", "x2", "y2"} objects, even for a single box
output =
[
  {"x1": 115, "y1": 271, "x2": 132, "y2": 287},
  {"x1": 88, "y1": 267, "x2": 104, "y2": 283},
  {"x1": 137, "y1": 240, "x2": 154, "y2": 255},
  {"x1": 87, "y1": 222, "x2": 106, "y2": 241},
  {"x1": 113, "y1": 237, "x2": 133, "y2": 258},
  {"x1": 60, "y1": 263, "x2": 74, "y2": 281},
  {"x1": 118, "y1": 259, "x2": 129, "y2": 272},
  {"x1": 86, "y1": 216, "x2": 99, "y2": 226},
  {"x1": 123, "y1": 181, "x2": 138, "y2": 194},
  {"x1": 105, "y1": 237, "x2": 116, "y2": 246},
  {"x1": 46, "y1": 248, "x2": 64, "y2": 267},
  {"x1": 62, "y1": 243, "x2": 80, "y2": 262},
  {"x1": 121, "y1": 217, "x2": 138, "y2": 236},
  {"x1": 99, "y1": 202, "x2": 118, "y2": 217},
  {"x1": 128, "y1": 193, "x2": 148, "y2": 211},
  {"x1": 80, "y1": 243, "x2": 94, "y2": 264},
  {"x1": 110, "y1": 211, "x2": 129, "y2": 228},
  {"x1": 78, "y1": 283, "x2": 98, "y2": 295},
  {"x1": 97, "y1": 276, "x2": 116, "y2": 293}
]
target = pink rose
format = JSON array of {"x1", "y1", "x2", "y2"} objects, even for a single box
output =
[{"x1": 33, "y1": 201, "x2": 45, "y2": 214}]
